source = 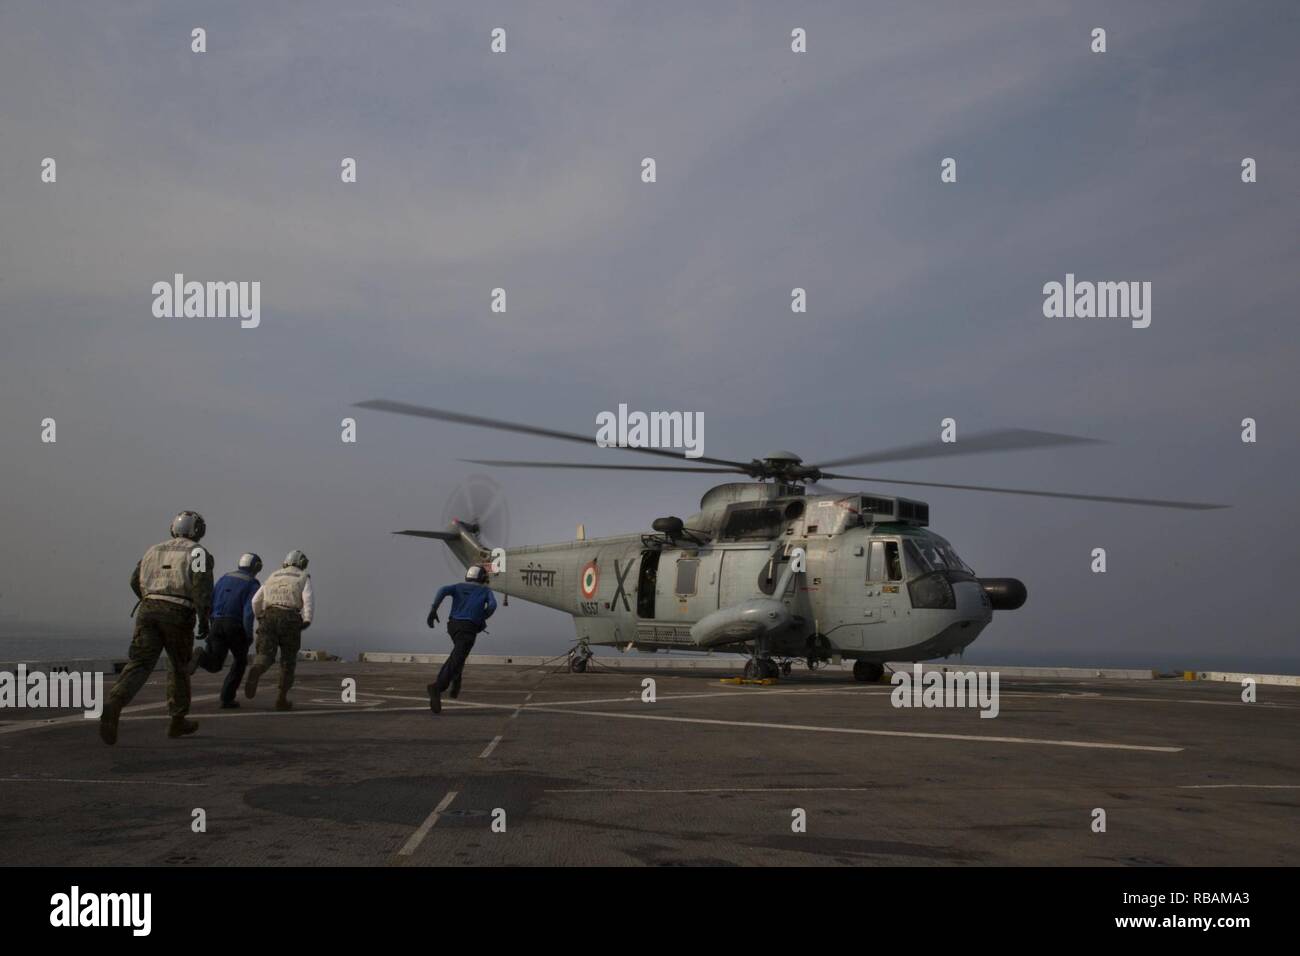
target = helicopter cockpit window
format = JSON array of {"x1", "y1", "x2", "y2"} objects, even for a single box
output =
[
  {"x1": 938, "y1": 545, "x2": 973, "y2": 574},
  {"x1": 908, "y1": 538, "x2": 973, "y2": 576},
  {"x1": 675, "y1": 558, "x2": 700, "y2": 596},
  {"x1": 867, "y1": 540, "x2": 903, "y2": 582},
  {"x1": 904, "y1": 540, "x2": 934, "y2": 578}
]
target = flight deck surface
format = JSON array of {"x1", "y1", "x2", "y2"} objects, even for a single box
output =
[{"x1": 1, "y1": 662, "x2": 1295, "y2": 866}]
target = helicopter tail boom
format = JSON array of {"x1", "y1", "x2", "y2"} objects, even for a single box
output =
[{"x1": 394, "y1": 524, "x2": 489, "y2": 572}]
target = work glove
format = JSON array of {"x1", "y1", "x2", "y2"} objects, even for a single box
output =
[
  {"x1": 300, "y1": 620, "x2": 311, "y2": 631},
  {"x1": 427, "y1": 608, "x2": 440, "y2": 628}
]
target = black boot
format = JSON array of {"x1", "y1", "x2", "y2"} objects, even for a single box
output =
[
  {"x1": 244, "y1": 663, "x2": 263, "y2": 699},
  {"x1": 167, "y1": 715, "x2": 199, "y2": 738},
  {"x1": 99, "y1": 700, "x2": 122, "y2": 746}
]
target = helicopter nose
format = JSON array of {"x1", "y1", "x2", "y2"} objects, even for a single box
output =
[{"x1": 952, "y1": 580, "x2": 993, "y2": 620}]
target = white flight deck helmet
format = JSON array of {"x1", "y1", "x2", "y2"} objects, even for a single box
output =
[
  {"x1": 283, "y1": 550, "x2": 309, "y2": 570},
  {"x1": 170, "y1": 510, "x2": 206, "y2": 542},
  {"x1": 465, "y1": 565, "x2": 486, "y2": 583},
  {"x1": 238, "y1": 553, "x2": 263, "y2": 575}
]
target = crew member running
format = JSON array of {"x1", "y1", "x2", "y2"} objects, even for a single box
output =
[{"x1": 426, "y1": 565, "x2": 497, "y2": 714}]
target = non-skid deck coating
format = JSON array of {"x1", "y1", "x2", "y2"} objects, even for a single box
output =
[{"x1": 1, "y1": 661, "x2": 1296, "y2": 866}]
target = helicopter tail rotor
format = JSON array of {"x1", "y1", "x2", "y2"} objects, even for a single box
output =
[{"x1": 436, "y1": 474, "x2": 510, "y2": 576}]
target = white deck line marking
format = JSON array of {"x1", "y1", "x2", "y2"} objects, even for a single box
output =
[
  {"x1": 521, "y1": 688, "x2": 890, "y2": 708},
  {"x1": 508, "y1": 691, "x2": 535, "y2": 720},
  {"x1": 1060, "y1": 693, "x2": 1297, "y2": 709},
  {"x1": 0, "y1": 776, "x2": 205, "y2": 787},
  {"x1": 546, "y1": 786, "x2": 883, "y2": 794},
  {"x1": 307, "y1": 697, "x2": 386, "y2": 707},
  {"x1": 480, "y1": 692, "x2": 535, "y2": 758},
  {"x1": 518, "y1": 706, "x2": 1184, "y2": 752},
  {"x1": 1177, "y1": 784, "x2": 1300, "y2": 790},
  {"x1": 547, "y1": 783, "x2": 1300, "y2": 794},
  {"x1": 521, "y1": 686, "x2": 1295, "y2": 711},
  {"x1": 398, "y1": 789, "x2": 458, "y2": 857},
  {"x1": 123, "y1": 705, "x2": 438, "y2": 720},
  {"x1": 0, "y1": 694, "x2": 221, "y2": 736},
  {"x1": 363, "y1": 694, "x2": 513, "y2": 709}
]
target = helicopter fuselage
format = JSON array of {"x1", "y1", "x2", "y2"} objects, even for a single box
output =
[{"x1": 442, "y1": 482, "x2": 1019, "y2": 664}]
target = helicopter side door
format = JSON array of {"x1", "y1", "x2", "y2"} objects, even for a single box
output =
[
  {"x1": 863, "y1": 537, "x2": 908, "y2": 652},
  {"x1": 633, "y1": 547, "x2": 723, "y2": 649},
  {"x1": 635, "y1": 549, "x2": 659, "y2": 619},
  {"x1": 817, "y1": 538, "x2": 867, "y2": 650}
]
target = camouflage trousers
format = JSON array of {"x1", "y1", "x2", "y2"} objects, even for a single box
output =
[
  {"x1": 254, "y1": 607, "x2": 303, "y2": 694},
  {"x1": 109, "y1": 599, "x2": 196, "y2": 717}
]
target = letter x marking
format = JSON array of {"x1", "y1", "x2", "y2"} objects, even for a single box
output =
[{"x1": 612, "y1": 559, "x2": 634, "y2": 612}]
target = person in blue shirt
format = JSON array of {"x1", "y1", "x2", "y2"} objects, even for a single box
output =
[
  {"x1": 189, "y1": 552, "x2": 262, "y2": 708},
  {"x1": 426, "y1": 565, "x2": 497, "y2": 714}
]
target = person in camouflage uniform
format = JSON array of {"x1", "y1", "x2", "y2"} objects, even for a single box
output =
[
  {"x1": 246, "y1": 549, "x2": 314, "y2": 711},
  {"x1": 100, "y1": 511, "x2": 214, "y2": 745}
]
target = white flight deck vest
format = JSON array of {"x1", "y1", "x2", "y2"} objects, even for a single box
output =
[
  {"x1": 263, "y1": 566, "x2": 309, "y2": 611},
  {"x1": 139, "y1": 537, "x2": 202, "y2": 607}
]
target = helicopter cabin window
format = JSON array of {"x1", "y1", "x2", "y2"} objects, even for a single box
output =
[
  {"x1": 867, "y1": 540, "x2": 902, "y2": 582},
  {"x1": 675, "y1": 557, "x2": 700, "y2": 596},
  {"x1": 721, "y1": 506, "x2": 785, "y2": 541}
]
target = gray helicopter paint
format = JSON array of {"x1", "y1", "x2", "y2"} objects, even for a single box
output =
[{"x1": 437, "y1": 484, "x2": 993, "y2": 663}]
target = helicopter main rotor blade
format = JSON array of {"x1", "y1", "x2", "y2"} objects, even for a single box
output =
[
  {"x1": 811, "y1": 429, "x2": 1104, "y2": 470},
  {"x1": 462, "y1": 458, "x2": 742, "y2": 474},
  {"x1": 356, "y1": 399, "x2": 752, "y2": 470},
  {"x1": 819, "y1": 472, "x2": 1227, "y2": 510}
]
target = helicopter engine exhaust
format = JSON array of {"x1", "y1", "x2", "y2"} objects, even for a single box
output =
[{"x1": 979, "y1": 578, "x2": 1028, "y2": 610}]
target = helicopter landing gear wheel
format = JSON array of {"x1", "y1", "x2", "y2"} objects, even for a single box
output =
[
  {"x1": 570, "y1": 658, "x2": 587, "y2": 673},
  {"x1": 744, "y1": 657, "x2": 780, "y2": 680},
  {"x1": 853, "y1": 660, "x2": 885, "y2": 683}
]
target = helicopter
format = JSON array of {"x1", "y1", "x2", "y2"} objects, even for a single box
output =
[{"x1": 357, "y1": 400, "x2": 1226, "y2": 682}]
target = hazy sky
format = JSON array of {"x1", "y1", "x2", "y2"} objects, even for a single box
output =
[{"x1": 2, "y1": 2, "x2": 1297, "y2": 667}]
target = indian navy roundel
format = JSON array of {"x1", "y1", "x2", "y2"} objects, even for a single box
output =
[{"x1": 579, "y1": 560, "x2": 599, "y2": 599}]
